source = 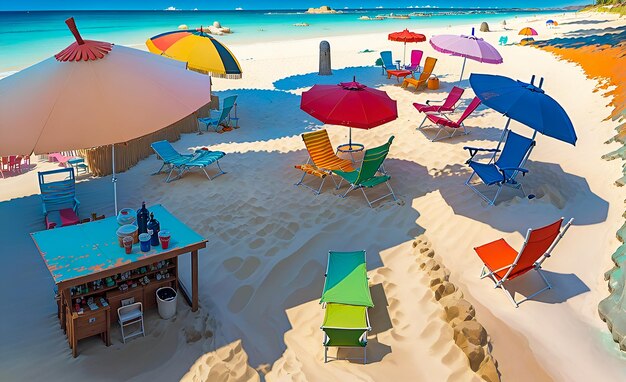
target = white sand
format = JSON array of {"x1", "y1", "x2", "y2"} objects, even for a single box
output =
[{"x1": 1, "y1": 11, "x2": 626, "y2": 382}]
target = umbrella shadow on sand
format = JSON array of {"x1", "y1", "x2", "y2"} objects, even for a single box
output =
[
  {"x1": 0, "y1": 147, "x2": 429, "y2": 375},
  {"x1": 198, "y1": 89, "x2": 312, "y2": 144},
  {"x1": 273, "y1": 66, "x2": 388, "y2": 92},
  {"x1": 432, "y1": 160, "x2": 608, "y2": 234}
]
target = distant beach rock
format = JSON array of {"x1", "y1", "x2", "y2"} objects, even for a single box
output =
[
  {"x1": 178, "y1": 24, "x2": 188, "y2": 30},
  {"x1": 306, "y1": 5, "x2": 341, "y2": 14},
  {"x1": 293, "y1": 23, "x2": 310, "y2": 27},
  {"x1": 480, "y1": 22, "x2": 490, "y2": 32},
  {"x1": 199, "y1": 22, "x2": 232, "y2": 35}
]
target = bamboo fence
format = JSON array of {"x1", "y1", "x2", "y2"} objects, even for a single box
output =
[{"x1": 78, "y1": 98, "x2": 217, "y2": 177}]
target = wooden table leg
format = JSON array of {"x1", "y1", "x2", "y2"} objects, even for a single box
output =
[
  {"x1": 60, "y1": 289, "x2": 66, "y2": 333},
  {"x1": 106, "y1": 308, "x2": 111, "y2": 346},
  {"x1": 191, "y1": 250, "x2": 198, "y2": 312}
]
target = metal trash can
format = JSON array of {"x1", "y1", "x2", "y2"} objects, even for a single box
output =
[{"x1": 156, "y1": 287, "x2": 177, "y2": 319}]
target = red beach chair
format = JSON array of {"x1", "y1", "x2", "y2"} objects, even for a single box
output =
[
  {"x1": 413, "y1": 86, "x2": 465, "y2": 129},
  {"x1": 474, "y1": 218, "x2": 574, "y2": 307},
  {"x1": 420, "y1": 97, "x2": 481, "y2": 141}
]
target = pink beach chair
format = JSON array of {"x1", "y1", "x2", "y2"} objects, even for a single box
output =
[
  {"x1": 404, "y1": 49, "x2": 424, "y2": 73},
  {"x1": 419, "y1": 97, "x2": 482, "y2": 141},
  {"x1": 414, "y1": 86, "x2": 465, "y2": 129},
  {"x1": 48, "y1": 152, "x2": 76, "y2": 166}
]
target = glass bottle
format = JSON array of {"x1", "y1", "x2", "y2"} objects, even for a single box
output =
[
  {"x1": 137, "y1": 201, "x2": 150, "y2": 234},
  {"x1": 147, "y1": 212, "x2": 160, "y2": 246}
]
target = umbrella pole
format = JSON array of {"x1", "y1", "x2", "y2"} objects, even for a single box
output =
[
  {"x1": 112, "y1": 144, "x2": 118, "y2": 215},
  {"x1": 349, "y1": 127, "x2": 352, "y2": 147},
  {"x1": 403, "y1": 42, "x2": 407, "y2": 68},
  {"x1": 496, "y1": 118, "x2": 512, "y2": 152},
  {"x1": 459, "y1": 57, "x2": 467, "y2": 83}
]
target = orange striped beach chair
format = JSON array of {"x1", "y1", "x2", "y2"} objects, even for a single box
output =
[{"x1": 295, "y1": 129, "x2": 355, "y2": 194}]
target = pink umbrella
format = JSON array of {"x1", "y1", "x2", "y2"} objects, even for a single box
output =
[{"x1": 430, "y1": 28, "x2": 503, "y2": 82}]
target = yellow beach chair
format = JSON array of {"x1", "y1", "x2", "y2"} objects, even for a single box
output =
[
  {"x1": 401, "y1": 57, "x2": 437, "y2": 91},
  {"x1": 295, "y1": 129, "x2": 355, "y2": 194}
]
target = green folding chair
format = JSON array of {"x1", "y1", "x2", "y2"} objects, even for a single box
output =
[
  {"x1": 321, "y1": 250, "x2": 374, "y2": 307},
  {"x1": 321, "y1": 303, "x2": 371, "y2": 363},
  {"x1": 334, "y1": 136, "x2": 397, "y2": 208}
]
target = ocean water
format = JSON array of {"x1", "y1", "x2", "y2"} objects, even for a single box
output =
[{"x1": 0, "y1": 9, "x2": 565, "y2": 74}]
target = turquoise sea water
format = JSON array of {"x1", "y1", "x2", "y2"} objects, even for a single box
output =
[{"x1": 0, "y1": 9, "x2": 565, "y2": 74}]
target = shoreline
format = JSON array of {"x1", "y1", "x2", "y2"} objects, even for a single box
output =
[{"x1": 0, "y1": 11, "x2": 569, "y2": 79}]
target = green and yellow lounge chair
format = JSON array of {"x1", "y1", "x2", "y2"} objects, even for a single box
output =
[
  {"x1": 334, "y1": 136, "x2": 397, "y2": 208},
  {"x1": 321, "y1": 303, "x2": 371, "y2": 363},
  {"x1": 321, "y1": 250, "x2": 374, "y2": 307},
  {"x1": 295, "y1": 129, "x2": 354, "y2": 195},
  {"x1": 401, "y1": 56, "x2": 437, "y2": 91},
  {"x1": 320, "y1": 250, "x2": 373, "y2": 363}
]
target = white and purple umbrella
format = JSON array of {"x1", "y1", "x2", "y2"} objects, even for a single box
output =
[{"x1": 430, "y1": 28, "x2": 503, "y2": 82}]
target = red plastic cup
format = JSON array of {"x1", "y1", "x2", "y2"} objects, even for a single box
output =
[
  {"x1": 158, "y1": 230, "x2": 171, "y2": 249},
  {"x1": 122, "y1": 236, "x2": 133, "y2": 254}
]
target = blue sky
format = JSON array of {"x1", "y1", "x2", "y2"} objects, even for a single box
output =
[{"x1": 0, "y1": 1, "x2": 591, "y2": 11}]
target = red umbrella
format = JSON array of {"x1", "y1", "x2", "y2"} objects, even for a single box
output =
[
  {"x1": 388, "y1": 29, "x2": 426, "y2": 66},
  {"x1": 300, "y1": 78, "x2": 397, "y2": 145}
]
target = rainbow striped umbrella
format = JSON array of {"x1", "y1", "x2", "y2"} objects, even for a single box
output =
[{"x1": 146, "y1": 29, "x2": 242, "y2": 79}]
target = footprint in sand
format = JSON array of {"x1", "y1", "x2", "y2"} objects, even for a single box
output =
[
  {"x1": 256, "y1": 223, "x2": 275, "y2": 237},
  {"x1": 274, "y1": 226, "x2": 295, "y2": 241},
  {"x1": 234, "y1": 257, "x2": 261, "y2": 280},
  {"x1": 249, "y1": 237, "x2": 265, "y2": 249},
  {"x1": 228, "y1": 285, "x2": 254, "y2": 313},
  {"x1": 223, "y1": 257, "x2": 243, "y2": 272},
  {"x1": 264, "y1": 247, "x2": 280, "y2": 257}
]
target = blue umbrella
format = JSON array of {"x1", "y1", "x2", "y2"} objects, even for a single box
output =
[{"x1": 469, "y1": 73, "x2": 576, "y2": 145}]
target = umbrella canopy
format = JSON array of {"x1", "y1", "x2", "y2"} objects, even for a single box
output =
[
  {"x1": 469, "y1": 73, "x2": 576, "y2": 145},
  {"x1": 388, "y1": 29, "x2": 426, "y2": 66},
  {"x1": 146, "y1": 29, "x2": 242, "y2": 79},
  {"x1": 546, "y1": 19, "x2": 555, "y2": 24},
  {"x1": 0, "y1": 19, "x2": 212, "y2": 156},
  {"x1": 300, "y1": 79, "x2": 397, "y2": 145},
  {"x1": 0, "y1": 18, "x2": 213, "y2": 211},
  {"x1": 519, "y1": 27, "x2": 538, "y2": 36},
  {"x1": 430, "y1": 29, "x2": 503, "y2": 81}
]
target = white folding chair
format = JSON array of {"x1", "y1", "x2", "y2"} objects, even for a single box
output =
[{"x1": 118, "y1": 302, "x2": 145, "y2": 343}]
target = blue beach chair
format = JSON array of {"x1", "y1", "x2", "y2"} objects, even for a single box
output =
[
  {"x1": 38, "y1": 168, "x2": 80, "y2": 229},
  {"x1": 198, "y1": 95, "x2": 238, "y2": 132},
  {"x1": 151, "y1": 140, "x2": 226, "y2": 182},
  {"x1": 498, "y1": 36, "x2": 508, "y2": 46},
  {"x1": 379, "y1": 51, "x2": 396, "y2": 73},
  {"x1": 464, "y1": 130, "x2": 535, "y2": 205}
]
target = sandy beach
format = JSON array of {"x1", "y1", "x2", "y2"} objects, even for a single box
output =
[{"x1": 1, "y1": 9, "x2": 626, "y2": 382}]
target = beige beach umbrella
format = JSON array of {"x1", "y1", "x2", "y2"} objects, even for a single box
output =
[{"x1": 0, "y1": 18, "x2": 212, "y2": 212}]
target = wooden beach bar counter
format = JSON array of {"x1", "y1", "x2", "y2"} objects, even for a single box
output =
[{"x1": 31, "y1": 204, "x2": 207, "y2": 357}]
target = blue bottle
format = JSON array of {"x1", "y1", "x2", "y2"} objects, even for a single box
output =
[{"x1": 147, "y1": 213, "x2": 160, "y2": 246}]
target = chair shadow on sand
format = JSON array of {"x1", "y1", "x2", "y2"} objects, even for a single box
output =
[
  {"x1": 335, "y1": 283, "x2": 393, "y2": 364},
  {"x1": 432, "y1": 160, "x2": 609, "y2": 234},
  {"x1": 492, "y1": 270, "x2": 590, "y2": 306}
]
